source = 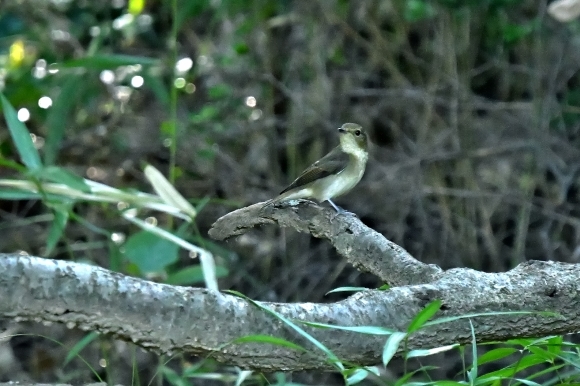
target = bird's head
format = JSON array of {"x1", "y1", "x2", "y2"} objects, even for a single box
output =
[{"x1": 338, "y1": 123, "x2": 367, "y2": 153}]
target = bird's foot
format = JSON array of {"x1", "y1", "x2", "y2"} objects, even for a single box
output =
[
  {"x1": 327, "y1": 200, "x2": 358, "y2": 217},
  {"x1": 338, "y1": 209, "x2": 358, "y2": 218}
]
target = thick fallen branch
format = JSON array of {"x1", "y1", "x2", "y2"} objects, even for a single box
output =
[
  {"x1": 209, "y1": 200, "x2": 443, "y2": 287},
  {"x1": 0, "y1": 253, "x2": 577, "y2": 371}
]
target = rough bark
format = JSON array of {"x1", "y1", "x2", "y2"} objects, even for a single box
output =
[
  {"x1": 209, "y1": 200, "x2": 443, "y2": 287},
  {"x1": 0, "y1": 201, "x2": 578, "y2": 371}
]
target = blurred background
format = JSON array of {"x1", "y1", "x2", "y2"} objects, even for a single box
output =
[{"x1": 0, "y1": 0, "x2": 579, "y2": 384}]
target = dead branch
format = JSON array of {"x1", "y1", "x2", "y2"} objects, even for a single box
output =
[
  {"x1": 0, "y1": 253, "x2": 577, "y2": 371},
  {"x1": 208, "y1": 200, "x2": 443, "y2": 287},
  {"x1": 0, "y1": 202, "x2": 576, "y2": 371}
]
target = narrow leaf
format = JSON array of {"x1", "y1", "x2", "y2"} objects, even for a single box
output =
[
  {"x1": 424, "y1": 311, "x2": 559, "y2": 327},
  {"x1": 45, "y1": 204, "x2": 70, "y2": 256},
  {"x1": 59, "y1": 54, "x2": 158, "y2": 69},
  {"x1": 232, "y1": 335, "x2": 306, "y2": 352},
  {"x1": 513, "y1": 379, "x2": 542, "y2": 386},
  {"x1": 144, "y1": 164, "x2": 196, "y2": 218},
  {"x1": 468, "y1": 320, "x2": 478, "y2": 383},
  {"x1": 407, "y1": 300, "x2": 442, "y2": 333},
  {"x1": 346, "y1": 368, "x2": 370, "y2": 385},
  {"x1": 44, "y1": 76, "x2": 86, "y2": 165},
  {"x1": 382, "y1": 331, "x2": 407, "y2": 366},
  {"x1": 300, "y1": 321, "x2": 395, "y2": 335},
  {"x1": 0, "y1": 93, "x2": 42, "y2": 170},
  {"x1": 406, "y1": 344, "x2": 459, "y2": 358},
  {"x1": 326, "y1": 287, "x2": 368, "y2": 295},
  {"x1": 34, "y1": 166, "x2": 91, "y2": 193},
  {"x1": 0, "y1": 189, "x2": 42, "y2": 200},
  {"x1": 166, "y1": 265, "x2": 228, "y2": 285},
  {"x1": 225, "y1": 290, "x2": 344, "y2": 371},
  {"x1": 476, "y1": 347, "x2": 517, "y2": 366},
  {"x1": 64, "y1": 332, "x2": 99, "y2": 365}
]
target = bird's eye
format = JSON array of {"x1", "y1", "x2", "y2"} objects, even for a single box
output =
[{"x1": 355, "y1": 130, "x2": 361, "y2": 136}]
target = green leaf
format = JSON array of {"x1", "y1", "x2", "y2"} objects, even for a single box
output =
[
  {"x1": 468, "y1": 320, "x2": 478, "y2": 383},
  {"x1": 207, "y1": 84, "x2": 231, "y2": 99},
  {"x1": 231, "y1": 335, "x2": 306, "y2": 352},
  {"x1": 194, "y1": 196, "x2": 211, "y2": 213},
  {"x1": 64, "y1": 332, "x2": 99, "y2": 365},
  {"x1": 345, "y1": 368, "x2": 372, "y2": 385},
  {"x1": 141, "y1": 70, "x2": 170, "y2": 107},
  {"x1": 300, "y1": 321, "x2": 395, "y2": 335},
  {"x1": 144, "y1": 164, "x2": 196, "y2": 218},
  {"x1": 517, "y1": 363, "x2": 565, "y2": 384},
  {"x1": 0, "y1": 188, "x2": 42, "y2": 200},
  {"x1": 166, "y1": 265, "x2": 228, "y2": 285},
  {"x1": 190, "y1": 106, "x2": 219, "y2": 124},
  {"x1": 174, "y1": 0, "x2": 210, "y2": 31},
  {"x1": 424, "y1": 311, "x2": 559, "y2": 327},
  {"x1": 32, "y1": 166, "x2": 91, "y2": 193},
  {"x1": 123, "y1": 230, "x2": 179, "y2": 272},
  {"x1": 325, "y1": 287, "x2": 368, "y2": 295},
  {"x1": 59, "y1": 54, "x2": 158, "y2": 69},
  {"x1": 45, "y1": 204, "x2": 70, "y2": 256},
  {"x1": 393, "y1": 366, "x2": 440, "y2": 386},
  {"x1": 225, "y1": 290, "x2": 345, "y2": 372},
  {"x1": 545, "y1": 335, "x2": 563, "y2": 356},
  {"x1": 407, "y1": 300, "x2": 441, "y2": 333},
  {"x1": 404, "y1": 0, "x2": 437, "y2": 22},
  {"x1": 161, "y1": 366, "x2": 189, "y2": 386},
  {"x1": 0, "y1": 93, "x2": 42, "y2": 170},
  {"x1": 477, "y1": 347, "x2": 517, "y2": 366},
  {"x1": 502, "y1": 22, "x2": 533, "y2": 44},
  {"x1": 382, "y1": 331, "x2": 407, "y2": 366},
  {"x1": 0, "y1": 157, "x2": 26, "y2": 171},
  {"x1": 477, "y1": 354, "x2": 546, "y2": 381},
  {"x1": 527, "y1": 345, "x2": 558, "y2": 363},
  {"x1": 406, "y1": 344, "x2": 459, "y2": 358},
  {"x1": 512, "y1": 379, "x2": 541, "y2": 386},
  {"x1": 180, "y1": 360, "x2": 207, "y2": 377},
  {"x1": 44, "y1": 76, "x2": 86, "y2": 165}
]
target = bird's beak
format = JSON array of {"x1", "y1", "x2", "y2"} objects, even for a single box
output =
[{"x1": 338, "y1": 127, "x2": 346, "y2": 133}]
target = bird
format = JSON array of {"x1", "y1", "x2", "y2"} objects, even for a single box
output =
[{"x1": 267, "y1": 122, "x2": 368, "y2": 212}]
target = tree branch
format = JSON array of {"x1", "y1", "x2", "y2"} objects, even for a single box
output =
[
  {"x1": 0, "y1": 253, "x2": 576, "y2": 371},
  {"x1": 208, "y1": 200, "x2": 443, "y2": 286},
  {"x1": 0, "y1": 202, "x2": 575, "y2": 371}
]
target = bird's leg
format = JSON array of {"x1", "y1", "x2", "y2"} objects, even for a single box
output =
[
  {"x1": 327, "y1": 199, "x2": 342, "y2": 212},
  {"x1": 327, "y1": 199, "x2": 358, "y2": 217}
]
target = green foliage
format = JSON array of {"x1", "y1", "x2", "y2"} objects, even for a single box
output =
[
  {"x1": 123, "y1": 230, "x2": 180, "y2": 272},
  {"x1": 1, "y1": 0, "x2": 579, "y2": 383},
  {"x1": 0, "y1": 93, "x2": 42, "y2": 170},
  {"x1": 166, "y1": 264, "x2": 228, "y2": 285},
  {"x1": 404, "y1": 0, "x2": 437, "y2": 22}
]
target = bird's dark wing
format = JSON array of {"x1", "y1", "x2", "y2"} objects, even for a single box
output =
[{"x1": 280, "y1": 146, "x2": 349, "y2": 194}]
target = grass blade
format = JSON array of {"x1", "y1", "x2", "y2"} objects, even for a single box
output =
[
  {"x1": 64, "y1": 332, "x2": 99, "y2": 365},
  {"x1": 0, "y1": 93, "x2": 42, "y2": 170},
  {"x1": 59, "y1": 54, "x2": 158, "y2": 69},
  {"x1": 382, "y1": 331, "x2": 407, "y2": 366},
  {"x1": 407, "y1": 300, "x2": 442, "y2": 333},
  {"x1": 225, "y1": 290, "x2": 344, "y2": 372},
  {"x1": 44, "y1": 76, "x2": 86, "y2": 165}
]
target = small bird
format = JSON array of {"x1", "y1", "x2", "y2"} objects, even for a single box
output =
[{"x1": 268, "y1": 122, "x2": 368, "y2": 212}]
